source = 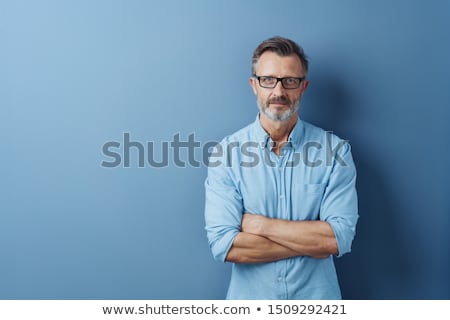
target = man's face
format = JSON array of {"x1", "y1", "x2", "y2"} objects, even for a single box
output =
[{"x1": 250, "y1": 51, "x2": 309, "y2": 122}]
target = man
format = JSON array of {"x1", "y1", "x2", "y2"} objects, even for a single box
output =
[{"x1": 204, "y1": 36, "x2": 358, "y2": 299}]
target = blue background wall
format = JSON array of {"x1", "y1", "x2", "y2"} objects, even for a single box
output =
[{"x1": 1, "y1": 0, "x2": 449, "y2": 299}]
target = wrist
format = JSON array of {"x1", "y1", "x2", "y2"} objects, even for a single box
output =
[{"x1": 258, "y1": 215, "x2": 271, "y2": 237}]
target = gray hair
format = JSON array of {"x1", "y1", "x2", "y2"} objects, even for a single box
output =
[{"x1": 251, "y1": 36, "x2": 309, "y2": 75}]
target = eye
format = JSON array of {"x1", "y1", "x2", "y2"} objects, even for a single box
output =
[
  {"x1": 285, "y1": 77, "x2": 298, "y2": 85},
  {"x1": 260, "y1": 76, "x2": 275, "y2": 85}
]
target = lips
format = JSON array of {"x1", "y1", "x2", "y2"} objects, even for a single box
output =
[
  {"x1": 269, "y1": 101, "x2": 288, "y2": 107},
  {"x1": 269, "y1": 96, "x2": 289, "y2": 105}
]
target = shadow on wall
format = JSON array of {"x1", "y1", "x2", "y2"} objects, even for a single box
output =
[{"x1": 302, "y1": 71, "x2": 412, "y2": 299}]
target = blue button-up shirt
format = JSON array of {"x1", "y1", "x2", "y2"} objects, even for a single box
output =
[{"x1": 204, "y1": 114, "x2": 358, "y2": 299}]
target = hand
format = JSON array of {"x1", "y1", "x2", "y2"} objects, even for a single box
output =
[{"x1": 241, "y1": 213, "x2": 268, "y2": 235}]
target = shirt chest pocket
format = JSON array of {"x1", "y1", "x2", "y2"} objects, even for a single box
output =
[{"x1": 290, "y1": 183, "x2": 327, "y2": 220}]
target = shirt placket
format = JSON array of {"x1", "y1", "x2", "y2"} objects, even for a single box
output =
[{"x1": 273, "y1": 144, "x2": 291, "y2": 299}]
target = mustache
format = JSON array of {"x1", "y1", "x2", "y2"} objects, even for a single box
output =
[{"x1": 269, "y1": 96, "x2": 290, "y2": 104}]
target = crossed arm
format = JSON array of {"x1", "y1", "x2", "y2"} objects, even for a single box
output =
[{"x1": 225, "y1": 213, "x2": 338, "y2": 263}]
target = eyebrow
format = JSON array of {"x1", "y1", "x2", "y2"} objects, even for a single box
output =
[{"x1": 257, "y1": 75, "x2": 304, "y2": 78}]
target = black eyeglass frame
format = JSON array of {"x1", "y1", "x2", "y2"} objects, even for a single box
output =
[{"x1": 253, "y1": 75, "x2": 306, "y2": 89}]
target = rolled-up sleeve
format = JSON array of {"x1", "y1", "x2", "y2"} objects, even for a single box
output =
[
  {"x1": 320, "y1": 142, "x2": 359, "y2": 257},
  {"x1": 204, "y1": 143, "x2": 243, "y2": 262}
]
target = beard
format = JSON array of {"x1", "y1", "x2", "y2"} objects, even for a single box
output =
[{"x1": 257, "y1": 95, "x2": 300, "y2": 121}]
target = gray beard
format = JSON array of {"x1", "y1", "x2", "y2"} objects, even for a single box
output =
[{"x1": 257, "y1": 99, "x2": 299, "y2": 121}]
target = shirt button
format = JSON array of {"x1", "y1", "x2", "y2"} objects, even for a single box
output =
[
  {"x1": 279, "y1": 195, "x2": 284, "y2": 199},
  {"x1": 278, "y1": 277, "x2": 283, "y2": 281}
]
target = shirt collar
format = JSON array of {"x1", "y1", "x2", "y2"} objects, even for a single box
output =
[{"x1": 252, "y1": 113, "x2": 304, "y2": 149}]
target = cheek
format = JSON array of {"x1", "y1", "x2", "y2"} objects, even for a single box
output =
[
  {"x1": 256, "y1": 91, "x2": 269, "y2": 103},
  {"x1": 288, "y1": 92, "x2": 302, "y2": 103}
]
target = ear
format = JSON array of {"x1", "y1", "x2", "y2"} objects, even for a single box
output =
[
  {"x1": 301, "y1": 79, "x2": 310, "y2": 93},
  {"x1": 249, "y1": 77, "x2": 257, "y2": 95}
]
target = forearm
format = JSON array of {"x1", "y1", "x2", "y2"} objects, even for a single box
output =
[
  {"x1": 225, "y1": 232, "x2": 300, "y2": 263},
  {"x1": 267, "y1": 220, "x2": 338, "y2": 258},
  {"x1": 243, "y1": 214, "x2": 338, "y2": 258}
]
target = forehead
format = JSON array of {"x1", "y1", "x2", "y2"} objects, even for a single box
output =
[{"x1": 254, "y1": 51, "x2": 304, "y2": 76}]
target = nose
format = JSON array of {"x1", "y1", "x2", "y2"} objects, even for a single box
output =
[{"x1": 272, "y1": 79, "x2": 285, "y2": 95}]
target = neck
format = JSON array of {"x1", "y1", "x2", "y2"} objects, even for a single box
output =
[{"x1": 260, "y1": 112, "x2": 298, "y2": 143}]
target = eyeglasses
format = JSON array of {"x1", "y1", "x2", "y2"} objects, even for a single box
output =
[{"x1": 254, "y1": 75, "x2": 305, "y2": 89}]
